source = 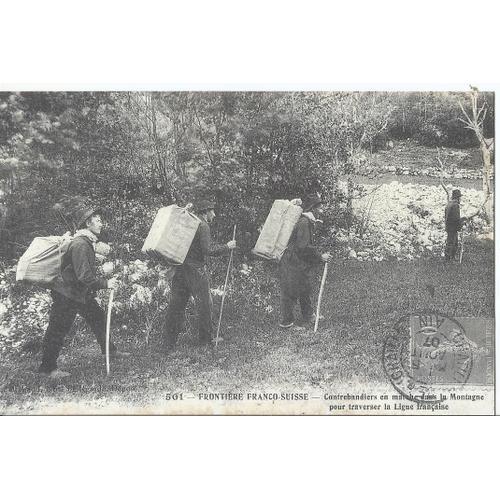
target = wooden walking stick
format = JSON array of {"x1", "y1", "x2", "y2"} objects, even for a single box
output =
[
  {"x1": 105, "y1": 288, "x2": 115, "y2": 375},
  {"x1": 314, "y1": 261, "x2": 328, "y2": 333},
  {"x1": 215, "y1": 224, "x2": 237, "y2": 348},
  {"x1": 458, "y1": 232, "x2": 464, "y2": 264}
]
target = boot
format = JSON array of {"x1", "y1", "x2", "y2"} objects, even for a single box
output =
[{"x1": 39, "y1": 368, "x2": 71, "y2": 379}]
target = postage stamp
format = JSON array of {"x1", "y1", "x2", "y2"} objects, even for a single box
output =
[{"x1": 383, "y1": 311, "x2": 479, "y2": 404}]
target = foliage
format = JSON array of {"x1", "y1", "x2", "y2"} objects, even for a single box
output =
[
  {"x1": 386, "y1": 92, "x2": 494, "y2": 147},
  {"x1": 2, "y1": 91, "x2": 492, "y2": 260}
]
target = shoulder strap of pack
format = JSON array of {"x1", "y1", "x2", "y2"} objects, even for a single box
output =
[{"x1": 58, "y1": 234, "x2": 74, "y2": 279}]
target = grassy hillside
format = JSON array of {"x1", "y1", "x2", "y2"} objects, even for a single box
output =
[{"x1": 0, "y1": 238, "x2": 493, "y2": 414}]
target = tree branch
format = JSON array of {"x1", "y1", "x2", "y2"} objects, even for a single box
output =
[
  {"x1": 458, "y1": 100, "x2": 475, "y2": 127},
  {"x1": 192, "y1": 103, "x2": 215, "y2": 166}
]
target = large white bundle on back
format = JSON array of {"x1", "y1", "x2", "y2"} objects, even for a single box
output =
[
  {"x1": 16, "y1": 235, "x2": 73, "y2": 286},
  {"x1": 142, "y1": 205, "x2": 200, "y2": 265},
  {"x1": 252, "y1": 200, "x2": 303, "y2": 261}
]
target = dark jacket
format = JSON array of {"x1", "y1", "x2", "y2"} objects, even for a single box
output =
[
  {"x1": 281, "y1": 215, "x2": 323, "y2": 271},
  {"x1": 52, "y1": 235, "x2": 108, "y2": 303},
  {"x1": 184, "y1": 219, "x2": 228, "y2": 268},
  {"x1": 445, "y1": 199, "x2": 462, "y2": 233}
]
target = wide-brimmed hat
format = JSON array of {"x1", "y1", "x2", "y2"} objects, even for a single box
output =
[
  {"x1": 54, "y1": 196, "x2": 101, "y2": 229},
  {"x1": 74, "y1": 205, "x2": 101, "y2": 228}
]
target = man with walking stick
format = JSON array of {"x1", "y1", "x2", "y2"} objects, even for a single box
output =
[
  {"x1": 279, "y1": 193, "x2": 331, "y2": 331},
  {"x1": 162, "y1": 198, "x2": 237, "y2": 352},
  {"x1": 38, "y1": 199, "x2": 128, "y2": 379}
]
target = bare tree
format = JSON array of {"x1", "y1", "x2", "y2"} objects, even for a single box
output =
[
  {"x1": 458, "y1": 88, "x2": 494, "y2": 223},
  {"x1": 437, "y1": 146, "x2": 489, "y2": 222}
]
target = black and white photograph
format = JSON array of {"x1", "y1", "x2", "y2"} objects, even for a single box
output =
[
  {"x1": 2, "y1": 2, "x2": 500, "y2": 499},
  {"x1": 0, "y1": 90, "x2": 494, "y2": 414}
]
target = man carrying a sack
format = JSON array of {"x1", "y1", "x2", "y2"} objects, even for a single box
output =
[
  {"x1": 163, "y1": 198, "x2": 236, "y2": 351},
  {"x1": 38, "y1": 200, "x2": 127, "y2": 378},
  {"x1": 279, "y1": 193, "x2": 331, "y2": 330}
]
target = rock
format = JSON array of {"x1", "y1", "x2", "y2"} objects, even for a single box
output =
[
  {"x1": 102, "y1": 262, "x2": 115, "y2": 276},
  {"x1": 350, "y1": 181, "x2": 485, "y2": 261},
  {"x1": 0, "y1": 303, "x2": 8, "y2": 320}
]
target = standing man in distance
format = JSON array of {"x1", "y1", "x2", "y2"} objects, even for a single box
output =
[{"x1": 444, "y1": 189, "x2": 466, "y2": 261}]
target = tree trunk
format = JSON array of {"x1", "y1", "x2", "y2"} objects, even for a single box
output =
[
  {"x1": 480, "y1": 142, "x2": 493, "y2": 223},
  {"x1": 460, "y1": 90, "x2": 494, "y2": 226}
]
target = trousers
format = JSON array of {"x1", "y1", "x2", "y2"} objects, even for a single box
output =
[
  {"x1": 164, "y1": 264, "x2": 213, "y2": 347},
  {"x1": 279, "y1": 258, "x2": 313, "y2": 325},
  {"x1": 39, "y1": 291, "x2": 116, "y2": 373},
  {"x1": 445, "y1": 230, "x2": 459, "y2": 260}
]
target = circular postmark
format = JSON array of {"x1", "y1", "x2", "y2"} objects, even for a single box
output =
[{"x1": 383, "y1": 311, "x2": 473, "y2": 404}]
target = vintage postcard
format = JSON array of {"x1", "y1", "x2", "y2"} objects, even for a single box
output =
[{"x1": 0, "y1": 90, "x2": 495, "y2": 415}]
